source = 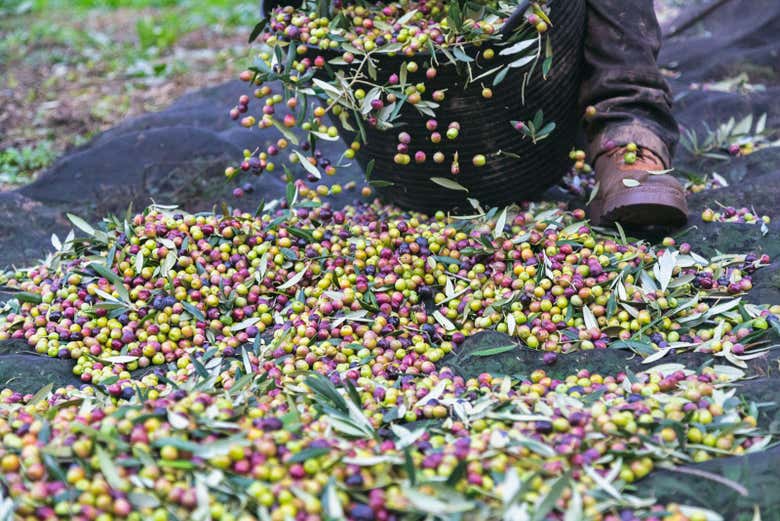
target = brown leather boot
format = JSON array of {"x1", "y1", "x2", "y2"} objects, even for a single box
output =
[{"x1": 589, "y1": 146, "x2": 688, "y2": 227}]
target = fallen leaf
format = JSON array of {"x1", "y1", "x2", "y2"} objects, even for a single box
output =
[{"x1": 430, "y1": 177, "x2": 469, "y2": 192}]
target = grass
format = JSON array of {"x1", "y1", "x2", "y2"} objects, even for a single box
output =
[
  {"x1": 0, "y1": 0, "x2": 256, "y2": 188},
  {"x1": 1, "y1": 0, "x2": 256, "y2": 66},
  {"x1": 0, "y1": 142, "x2": 58, "y2": 186},
  {"x1": 1, "y1": 0, "x2": 250, "y2": 15}
]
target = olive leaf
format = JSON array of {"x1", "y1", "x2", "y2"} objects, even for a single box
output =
[
  {"x1": 312, "y1": 77, "x2": 344, "y2": 98},
  {"x1": 7, "y1": 291, "x2": 42, "y2": 304},
  {"x1": 102, "y1": 355, "x2": 139, "y2": 364},
  {"x1": 67, "y1": 213, "x2": 95, "y2": 236},
  {"x1": 563, "y1": 488, "x2": 583, "y2": 521},
  {"x1": 403, "y1": 486, "x2": 475, "y2": 515},
  {"x1": 755, "y1": 113, "x2": 767, "y2": 134},
  {"x1": 293, "y1": 150, "x2": 322, "y2": 179},
  {"x1": 128, "y1": 492, "x2": 160, "y2": 509},
  {"x1": 583, "y1": 465, "x2": 622, "y2": 501},
  {"x1": 733, "y1": 114, "x2": 753, "y2": 136},
  {"x1": 89, "y1": 262, "x2": 130, "y2": 303},
  {"x1": 182, "y1": 302, "x2": 205, "y2": 322},
  {"x1": 248, "y1": 19, "x2": 267, "y2": 43},
  {"x1": 97, "y1": 446, "x2": 126, "y2": 491},
  {"x1": 531, "y1": 474, "x2": 570, "y2": 521},
  {"x1": 493, "y1": 66, "x2": 510, "y2": 86},
  {"x1": 51, "y1": 233, "x2": 62, "y2": 251},
  {"x1": 390, "y1": 424, "x2": 426, "y2": 449},
  {"x1": 470, "y1": 344, "x2": 516, "y2": 357},
  {"x1": 396, "y1": 8, "x2": 418, "y2": 25},
  {"x1": 305, "y1": 373, "x2": 348, "y2": 412},
  {"x1": 364, "y1": 159, "x2": 375, "y2": 179},
  {"x1": 582, "y1": 305, "x2": 598, "y2": 330},
  {"x1": 493, "y1": 207, "x2": 508, "y2": 239},
  {"x1": 507, "y1": 312, "x2": 517, "y2": 336},
  {"x1": 160, "y1": 251, "x2": 177, "y2": 279},
  {"x1": 167, "y1": 411, "x2": 190, "y2": 430},
  {"x1": 310, "y1": 131, "x2": 340, "y2": 142},
  {"x1": 271, "y1": 119, "x2": 300, "y2": 146},
  {"x1": 452, "y1": 46, "x2": 474, "y2": 62},
  {"x1": 433, "y1": 310, "x2": 456, "y2": 331},
  {"x1": 135, "y1": 250, "x2": 144, "y2": 274},
  {"x1": 430, "y1": 177, "x2": 469, "y2": 192},
  {"x1": 278, "y1": 263, "x2": 310, "y2": 291},
  {"x1": 230, "y1": 317, "x2": 261, "y2": 332},
  {"x1": 28, "y1": 383, "x2": 53, "y2": 407},
  {"x1": 653, "y1": 249, "x2": 678, "y2": 292},
  {"x1": 369, "y1": 179, "x2": 396, "y2": 188},
  {"x1": 586, "y1": 181, "x2": 600, "y2": 205},
  {"x1": 642, "y1": 346, "x2": 673, "y2": 364},
  {"x1": 499, "y1": 39, "x2": 536, "y2": 56},
  {"x1": 509, "y1": 55, "x2": 535, "y2": 68},
  {"x1": 542, "y1": 35, "x2": 553, "y2": 79},
  {"x1": 706, "y1": 297, "x2": 742, "y2": 317}
]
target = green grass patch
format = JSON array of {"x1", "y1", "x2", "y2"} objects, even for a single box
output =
[
  {"x1": 2, "y1": 0, "x2": 254, "y2": 16},
  {"x1": 0, "y1": 0, "x2": 256, "y2": 186},
  {"x1": 1, "y1": 0, "x2": 256, "y2": 73},
  {"x1": 0, "y1": 142, "x2": 57, "y2": 186}
]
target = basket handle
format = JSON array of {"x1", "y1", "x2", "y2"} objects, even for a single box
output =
[{"x1": 499, "y1": 0, "x2": 533, "y2": 38}]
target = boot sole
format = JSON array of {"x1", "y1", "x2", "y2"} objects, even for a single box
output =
[{"x1": 590, "y1": 188, "x2": 688, "y2": 227}]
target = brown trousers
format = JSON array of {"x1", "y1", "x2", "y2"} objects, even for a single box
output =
[{"x1": 580, "y1": 0, "x2": 678, "y2": 167}]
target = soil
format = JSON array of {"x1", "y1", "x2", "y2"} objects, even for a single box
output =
[{"x1": 0, "y1": 4, "x2": 251, "y2": 188}]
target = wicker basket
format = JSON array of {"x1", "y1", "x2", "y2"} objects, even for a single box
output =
[{"x1": 264, "y1": 0, "x2": 587, "y2": 212}]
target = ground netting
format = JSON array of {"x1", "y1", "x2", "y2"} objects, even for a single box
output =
[{"x1": 661, "y1": 0, "x2": 780, "y2": 176}]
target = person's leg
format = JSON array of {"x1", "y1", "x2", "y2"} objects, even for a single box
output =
[
  {"x1": 580, "y1": 0, "x2": 678, "y2": 166},
  {"x1": 581, "y1": 0, "x2": 687, "y2": 226}
]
